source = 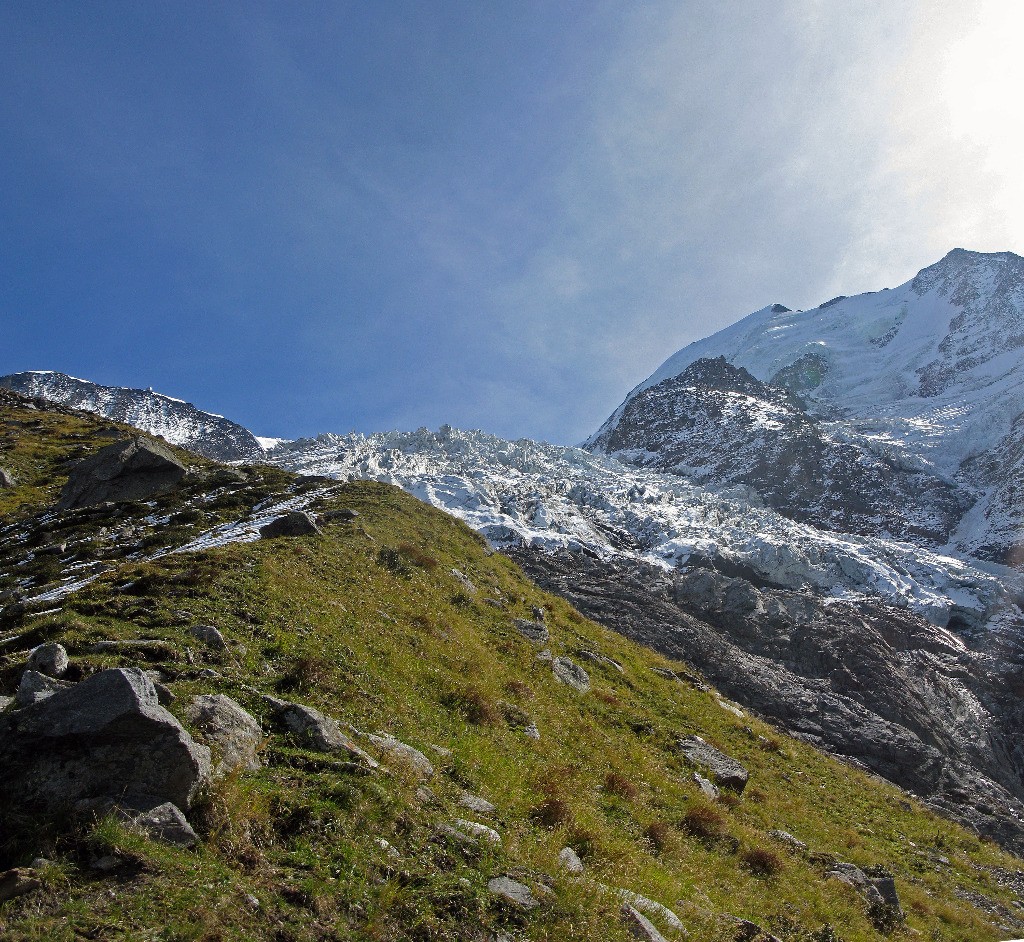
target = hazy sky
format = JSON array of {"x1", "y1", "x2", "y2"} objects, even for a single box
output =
[{"x1": 1, "y1": 1, "x2": 1021, "y2": 443}]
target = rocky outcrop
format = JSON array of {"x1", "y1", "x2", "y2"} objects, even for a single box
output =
[
  {"x1": 0, "y1": 668, "x2": 211, "y2": 813},
  {"x1": 57, "y1": 437, "x2": 185, "y2": 510},
  {"x1": 508, "y1": 545, "x2": 1024, "y2": 852}
]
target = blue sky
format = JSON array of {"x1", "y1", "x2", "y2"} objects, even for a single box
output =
[{"x1": 2, "y1": 2, "x2": 1021, "y2": 443}]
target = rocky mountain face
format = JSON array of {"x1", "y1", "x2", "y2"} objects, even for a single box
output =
[
  {"x1": 0, "y1": 371, "x2": 265, "y2": 463},
  {"x1": 508, "y1": 546, "x2": 1024, "y2": 852},
  {"x1": 590, "y1": 249, "x2": 1024, "y2": 564},
  {"x1": 586, "y1": 357, "x2": 966, "y2": 543}
]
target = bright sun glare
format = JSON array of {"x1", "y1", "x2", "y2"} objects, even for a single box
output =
[{"x1": 941, "y1": 0, "x2": 1024, "y2": 247}]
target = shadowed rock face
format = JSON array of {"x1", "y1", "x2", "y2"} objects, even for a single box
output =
[
  {"x1": 57, "y1": 437, "x2": 185, "y2": 510},
  {"x1": 507, "y1": 546, "x2": 1024, "y2": 852},
  {"x1": 588, "y1": 358, "x2": 967, "y2": 544}
]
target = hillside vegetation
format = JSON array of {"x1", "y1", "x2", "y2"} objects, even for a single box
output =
[{"x1": 1, "y1": 390, "x2": 1023, "y2": 941}]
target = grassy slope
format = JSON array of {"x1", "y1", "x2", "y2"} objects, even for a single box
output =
[{"x1": 1, "y1": 395, "x2": 1023, "y2": 941}]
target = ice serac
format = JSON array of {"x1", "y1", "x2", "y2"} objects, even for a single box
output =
[
  {"x1": 588, "y1": 249, "x2": 1024, "y2": 564},
  {"x1": 0, "y1": 371, "x2": 264, "y2": 462}
]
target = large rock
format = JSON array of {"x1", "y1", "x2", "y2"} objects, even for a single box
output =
[
  {"x1": 677, "y1": 735, "x2": 749, "y2": 792},
  {"x1": 185, "y1": 694, "x2": 263, "y2": 773},
  {"x1": 0, "y1": 668, "x2": 211, "y2": 812},
  {"x1": 57, "y1": 438, "x2": 185, "y2": 510},
  {"x1": 27, "y1": 642, "x2": 69, "y2": 677},
  {"x1": 0, "y1": 467, "x2": 15, "y2": 488},
  {"x1": 551, "y1": 657, "x2": 590, "y2": 693},
  {"x1": 513, "y1": 618, "x2": 549, "y2": 645},
  {"x1": 265, "y1": 696, "x2": 377, "y2": 767},
  {"x1": 259, "y1": 512, "x2": 320, "y2": 539},
  {"x1": 367, "y1": 734, "x2": 434, "y2": 779}
]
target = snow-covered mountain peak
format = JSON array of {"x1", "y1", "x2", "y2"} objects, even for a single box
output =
[{"x1": 0, "y1": 371, "x2": 266, "y2": 462}]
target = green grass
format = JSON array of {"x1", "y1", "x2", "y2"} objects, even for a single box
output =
[{"x1": 1, "y1": 397, "x2": 1023, "y2": 941}]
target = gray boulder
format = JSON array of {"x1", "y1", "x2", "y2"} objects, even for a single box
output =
[
  {"x1": 367, "y1": 734, "x2": 434, "y2": 779},
  {"x1": 558, "y1": 846, "x2": 584, "y2": 874},
  {"x1": 321, "y1": 508, "x2": 359, "y2": 523},
  {"x1": 27, "y1": 642, "x2": 69, "y2": 677},
  {"x1": 265, "y1": 696, "x2": 377, "y2": 767},
  {"x1": 620, "y1": 905, "x2": 667, "y2": 942},
  {"x1": 459, "y1": 790, "x2": 496, "y2": 815},
  {"x1": 191, "y1": 624, "x2": 227, "y2": 651},
  {"x1": 57, "y1": 437, "x2": 185, "y2": 510},
  {"x1": 0, "y1": 668, "x2": 211, "y2": 812},
  {"x1": 185, "y1": 694, "x2": 263, "y2": 773},
  {"x1": 452, "y1": 568, "x2": 477, "y2": 595},
  {"x1": 513, "y1": 618, "x2": 549, "y2": 645},
  {"x1": 678, "y1": 735, "x2": 749, "y2": 792},
  {"x1": 16, "y1": 670, "x2": 72, "y2": 706},
  {"x1": 121, "y1": 801, "x2": 198, "y2": 847},
  {"x1": 551, "y1": 657, "x2": 590, "y2": 692},
  {"x1": 487, "y1": 875, "x2": 539, "y2": 909},
  {"x1": 259, "y1": 511, "x2": 321, "y2": 539},
  {"x1": 0, "y1": 467, "x2": 15, "y2": 488}
]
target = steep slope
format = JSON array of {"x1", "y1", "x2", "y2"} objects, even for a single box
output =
[
  {"x1": 3, "y1": 388, "x2": 1024, "y2": 941},
  {"x1": 0, "y1": 371, "x2": 265, "y2": 463},
  {"x1": 589, "y1": 249, "x2": 1024, "y2": 561}
]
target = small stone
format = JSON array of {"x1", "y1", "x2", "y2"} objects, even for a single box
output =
[
  {"x1": 27, "y1": 643, "x2": 69, "y2": 677},
  {"x1": 513, "y1": 618, "x2": 549, "y2": 645},
  {"x1": 551, "y1": 657, "x2": 590, "y2": 693},
  {"x1": 487, "y1": 875, "x2": 539, "y2": 909},
  {"x1": 259, "y1": 511, "x2": 320, "y2": 539},
  {"x1": 191, "y1": 624, "x2": 227, "y2": 650},
  {"x1": 368, "y1": 734, "x2": 434, "y2": 779},
  {"x1": 678, "y1": 735, "x2": 749, "y2": 792},
  {"x1": 558, "y1": 846, "x2": 584, "y2": 874},
  {"x1": 768, "y1": 829, "x2": 807, "y2": 851},
  {"x1": 0, "y1": 695, "x2": 13, "y2": 711},
  {"x1": 459, "y1": 791, "x2": 497, "y2": 815},
  {"x1": 16, "y1": 669, "x2": 72, "y2": 707},
  {"x1": 451, "y1": 569, "x2": 477, "y2": 594},
  {"x1": 0, "y1": 868, "x2": 41, "y2": 902},
  {"x1": 0, "y1": 467, "x2": 16, "y2": 488},
  {"x1": 29, "y1": 858, "x2": 53, "y2": 870},
  {"x1": 523, "y1": 723, "x2": 541, "y2": 740},
  {"x1": 127, "y1": 802, "x2": 199, "y2": 847},
  {"x1": 453, "y1": 819, "x2": 502, "y2": 846},
  {"x1": 693, "y1": 772, "x2": 720, "y2": 799},
  {"x1": 620, "y1": 904, "x2": 668, "y2": 942}
]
